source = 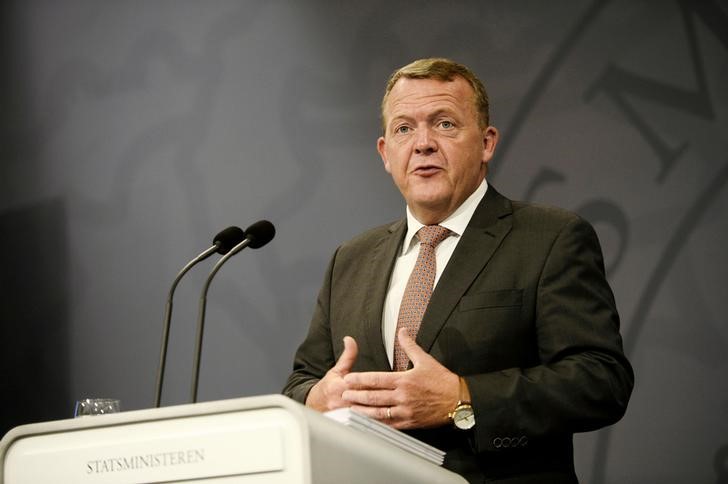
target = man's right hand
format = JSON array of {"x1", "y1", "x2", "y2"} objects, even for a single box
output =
[{"x1": 305, "y1": 336, "x2": 358, "y2": 412}]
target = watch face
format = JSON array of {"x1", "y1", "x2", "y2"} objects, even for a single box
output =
[{"x1": 453, "y1": 406, "x2": 475, "y2": 430}]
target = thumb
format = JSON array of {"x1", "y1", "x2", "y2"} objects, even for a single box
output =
[
  {"x1": 333, "y1": 336, "x2": 358, "y2": 374},
  {"x1": 397, "y1": 328, "x2": 427, "y2": 367}
]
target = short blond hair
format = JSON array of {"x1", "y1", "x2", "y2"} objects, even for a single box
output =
[{"x1": 380, "y1": 58, "x2": 490, "y2": 134}]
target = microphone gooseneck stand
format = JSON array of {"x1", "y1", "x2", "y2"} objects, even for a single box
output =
[
  {"x1": 189, "y1": 237, "x2": 253, "y2": 403},
  {"x1": 154, "y1": 245, "x2": 218, "y2": 408},
  {"x1": 154, "y1": 226, "x2": 245, "y2": 408}
]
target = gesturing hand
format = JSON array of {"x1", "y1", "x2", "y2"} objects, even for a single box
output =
[
  {"x1": 342, "y1": 329, "x2": 459, "y2": 429},
  {"x1": 305, "y1": 336, "x2": 358, "y2": 412}
]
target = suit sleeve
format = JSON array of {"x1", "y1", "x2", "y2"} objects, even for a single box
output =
[
  {"x1": 281, "y1": 248, "x2": 339, "y2": 404},
  {"x1": 466, "y1": 216, "x2": 634, "y2": 452}
]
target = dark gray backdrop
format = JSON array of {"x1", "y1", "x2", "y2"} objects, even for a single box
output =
[{"x1": 1, "y1": 1, "x2": 727, "y2": 482}]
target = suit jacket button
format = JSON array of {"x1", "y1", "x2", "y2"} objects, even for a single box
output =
[
  {"x1": 502, "y1": 437, "x2": 512, "y2": 448},
  {"x1": 493, "y1": 437, "x2": 502, "y2": 448},
  {"x1": 518, "y1": 436, "x2": 528, "y2": 447}
]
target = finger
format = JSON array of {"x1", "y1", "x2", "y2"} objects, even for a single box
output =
[
  {"x1": 344, "y1": 371, "x2": 397, "y2": 390},
  {"x1": 342, "y1": 389, "x2": 397, "y2": 407},
  {"x1": 349, "y1": 404, "x2": 392, "y2": 422},
  {"x1": 397, "y1": 328, "x2": 428, "y2": 366},
  {"x1": 333, "y1": 336, "x2": 358, "y2": 373}
]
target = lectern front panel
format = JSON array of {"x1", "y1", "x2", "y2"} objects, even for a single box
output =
[{"x1": 3, "y1": 407, "x2": 304, "y2": 483}]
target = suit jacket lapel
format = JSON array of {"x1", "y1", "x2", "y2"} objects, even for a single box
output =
[
  {"x1": 362, "y1": 219, "x2": 407, "y2": 371},
  {"x1": 416, "y1": 186, "x2": 514, "y2": 354}
]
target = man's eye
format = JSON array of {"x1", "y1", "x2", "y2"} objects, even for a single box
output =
[
  {"x1": 440, "y1": 121, "x2": 454, "y2": 129},
  {"x1": 395, "y1": 125, "x2": 411, "y2": 134}
]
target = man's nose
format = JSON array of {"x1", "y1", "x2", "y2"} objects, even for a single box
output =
[{"x1": 414, "y1": 128, "x2": 437, "y2": 154}]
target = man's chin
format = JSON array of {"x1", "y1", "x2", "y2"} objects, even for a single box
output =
[
  {"x1": 408, "y1": 191, "x2": 448, "y2": 207},
  {"x1": 406, "y1": 195, "x2": 454, "y2": 222}
]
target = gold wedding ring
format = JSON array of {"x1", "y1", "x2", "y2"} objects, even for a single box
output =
[{"x1": 386, "y1": 407, "x2": 392, "y2": 419}]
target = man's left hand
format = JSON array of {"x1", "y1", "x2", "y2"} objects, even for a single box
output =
[{"x1": 342, "y1": 328, "x2": 459, "y2": 429}]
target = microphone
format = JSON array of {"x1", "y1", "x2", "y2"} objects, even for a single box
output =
[
  {"x1": 190, "y1": 220, "x2": 275, "y2": 403},
  {"x1": 233, "y1": 219, "x2": 276, "y2": 250},
  {"x1": 213, "y1": 226, "x2": 248, "y2": 254},
  {"x1": 153, "y1": 226, "x2": 245, "y2": 408}
]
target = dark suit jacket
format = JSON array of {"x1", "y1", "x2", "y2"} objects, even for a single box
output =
[{"x1": 283, "y1": 186, "x2": 634, "y2": 483}]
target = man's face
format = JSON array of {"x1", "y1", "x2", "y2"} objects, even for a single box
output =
[{"x1": 377, "y1": 76, "x2": 498, "y2": 224}]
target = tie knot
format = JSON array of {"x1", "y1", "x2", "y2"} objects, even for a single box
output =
[{"x1": 417, "y1": 225, "x2": 451, "y2": 247}]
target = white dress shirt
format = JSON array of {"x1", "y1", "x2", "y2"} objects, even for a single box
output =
[{"x1": 382, "y1": 178, "x2": 489, "y2": 366}]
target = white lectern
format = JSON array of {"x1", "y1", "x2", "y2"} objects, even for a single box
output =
[{"x1": 0, "y1": 395, "x2": 467, "y2": 484}]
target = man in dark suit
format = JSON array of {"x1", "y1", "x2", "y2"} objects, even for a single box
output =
[{"x1": 283, "y1": 58, "x2": 633, "y2": 483}]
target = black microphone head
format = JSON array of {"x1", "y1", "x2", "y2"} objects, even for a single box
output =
[
  {"x1": 213, "y1": 226, "x2": 246, "y2": 254},
  {"x1": 245, "y1": 220, "x2": 275, "y2": 249}
]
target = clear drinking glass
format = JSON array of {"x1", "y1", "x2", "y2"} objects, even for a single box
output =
[{"x1": 73, "y1": 398, "x2": 121, "y2": 417}]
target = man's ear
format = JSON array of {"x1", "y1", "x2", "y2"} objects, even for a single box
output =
[
  {"x1": 377, "y1": 136, "x2": 392, "y2": 174},
  {"x1": 482, "y1": 126, "x2": 499, "y2": 164}
]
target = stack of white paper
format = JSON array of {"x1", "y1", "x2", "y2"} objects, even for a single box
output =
[{"x1": 324, "y1": 407, "x2": 445, "y2": 466}]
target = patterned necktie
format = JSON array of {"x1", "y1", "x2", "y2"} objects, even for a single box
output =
[{"x1": 393, "y1": 225, "x2": 452, "y2": 371}]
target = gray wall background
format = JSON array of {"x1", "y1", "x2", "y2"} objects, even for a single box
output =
[{"x1": 1, "y1": 1, "x2": 727, "y2": 482}]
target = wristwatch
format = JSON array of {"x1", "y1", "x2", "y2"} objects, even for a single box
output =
[{"x1": 448, "y1": 377, "x2": 475, "y2": 430}]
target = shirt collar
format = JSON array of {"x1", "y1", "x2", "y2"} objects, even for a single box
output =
[{"x1": 401, "y1": 178, "x2": 489, "y2": 255}]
